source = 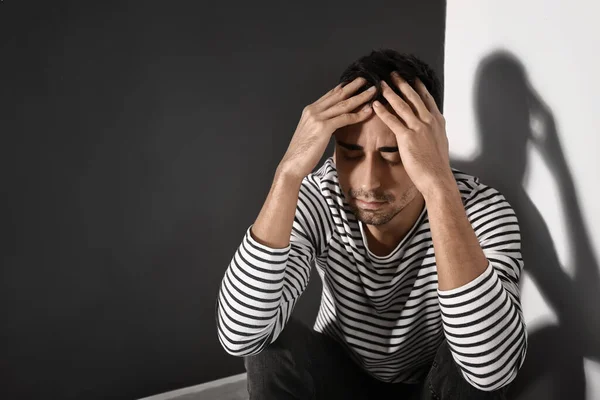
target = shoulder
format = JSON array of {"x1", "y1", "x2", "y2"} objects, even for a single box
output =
[
  {"x1": 450, "y1": 167, "x2": 516, "y2": 216},
  {"x1": 295, "y1": 158, "x2": 337, "y2": 254},
  {"x1": 298, "y1": 157, "x2": 339, "y2": 219},
  {"x1": 450, "y1": 168, "x2": 521, "y2": 245},
  {"x1": 300, "y1": 156, "x2": 339, "y2": 197}
]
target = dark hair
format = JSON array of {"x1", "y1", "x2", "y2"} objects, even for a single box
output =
[{"x1": 338, "y1": 49, "x2": 443, "y2": 113}]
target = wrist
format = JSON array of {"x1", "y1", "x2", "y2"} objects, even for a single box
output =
[
  {"x1": 423, "y1": 176, "x2": 460, "y2": 205},
  {"x1": 275, "y1": 163, "x2": 305, "y2": 186}
]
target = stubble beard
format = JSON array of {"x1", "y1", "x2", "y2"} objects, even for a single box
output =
[{"x1": 350, "y1": 184, "x2": 420, "y2": 226}]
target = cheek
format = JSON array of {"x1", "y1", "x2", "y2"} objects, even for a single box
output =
[
  {"x1": 335, "y1": 171, "x2": 353, "y2": 197},
  {"x1": 396, "y1": 169, "x2": 414, "y2": 186},
  {"x1": 337, "y1": 176, "x2": 350, "y2": 195},
  {"x1": 387, "y1": 170, "x2": 414, "y2": 195}
]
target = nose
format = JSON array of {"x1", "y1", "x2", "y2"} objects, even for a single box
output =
[{"x1": 357, "y1": 155, "x2": 382, "y2": 193}]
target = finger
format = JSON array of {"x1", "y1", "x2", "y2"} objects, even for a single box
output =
[
  {"x1": 380, "y1": 80, "x2": 421, "y2": 129},
  {"x1": 414, "y1": 78, "x2": 441, "y2": 116},
  {"x1": 315, "y1": 76, "x2": 368, "y2": 112},
  {"x1": 314, "y1": 82, "x2": 344, "y2": 105},
  {"x1": 328, "y1": 103, "x2": 374, "y2": 129},
  {"x1": 372, "y1": 100, "x2": 410, "y2": 137},
  {"x1": 390, "y1": 73, "x2": 431, "y2": 121},
  {"x1": 319, "y1": 85, "x2": 376, "y2": 119}
]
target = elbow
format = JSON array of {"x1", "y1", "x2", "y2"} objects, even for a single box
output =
[
  {"x1": 464, "y1": 331, "x2": 528, "y2": 392},
  {"x1": 215, "y1": 306, "x2": 273, "y2": 357},
  {"x1": 217, "y1": 329, "x2": 265, "y2": 357},
  {"x1": 466, "y1": 362, "x2": 520, "y2": 392}
]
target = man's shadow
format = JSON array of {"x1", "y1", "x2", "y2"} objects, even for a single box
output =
[{"x1": 450, "y1": 50, "x2": 600, "y2": 400}]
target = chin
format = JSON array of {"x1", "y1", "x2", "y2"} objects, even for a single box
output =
[
  {"x1": 356, "y1": 213, "x2": 395, "y2": 226},
  {"x1": 351, "y1": 206, "x2": 399, "y2": 226}
]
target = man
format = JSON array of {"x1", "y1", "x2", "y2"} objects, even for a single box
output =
[{"x1": 215, "y1": 49, "x2": 527, "y2": 399}]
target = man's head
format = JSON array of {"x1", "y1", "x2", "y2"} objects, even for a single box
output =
[{"x1": 332, "y1": 49, "x2": 442, "y2": 226}]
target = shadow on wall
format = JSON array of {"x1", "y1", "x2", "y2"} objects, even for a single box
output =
[{"x1": 450, "y1": 50, "x2": 600, "y2": 400}]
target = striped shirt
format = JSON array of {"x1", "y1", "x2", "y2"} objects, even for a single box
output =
[{"x1": 215, "y1": 157, "x2": 528, "y2": 391}]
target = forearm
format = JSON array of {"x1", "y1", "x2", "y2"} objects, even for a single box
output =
[
  {"x1": 216, "y1": 230, "x2": 288, "y2": 356},
  {"x1": 251, "y1": 166, "x2": 304, "y2": 249},
  {"x1": 425, "y1": 179, "x2": 488, "y2": 291},
  {"x1": 425, "y1": 177, "x2": 527, "y2": 390},
  {"x1": 216, "y1": 167, "x2": 315, "y2": 356}
]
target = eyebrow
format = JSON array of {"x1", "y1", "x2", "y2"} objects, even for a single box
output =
[{"x1": 336, "y1": 140, "x2": 398, "y2": 153}]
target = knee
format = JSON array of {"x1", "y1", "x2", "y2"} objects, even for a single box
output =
[
  {"x1": 243, "y1": 317, "x2": 311, "y2": 376},
  {"x1": 243, "y1": 318, "x2": 315, "y2": 398},
  {"x1": 243, "y1": 343, "x2": 287, "y2": 376},
  {"x1": 427, "y1": 339, "x2": 509, "y2": 399}
]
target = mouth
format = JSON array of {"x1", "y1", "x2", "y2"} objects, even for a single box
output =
[{"x1": 355, "y1": 199, "x2": 386, "y2": 210}]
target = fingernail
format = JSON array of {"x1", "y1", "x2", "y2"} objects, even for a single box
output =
[
  {"x1": 367, "y1": 86, "x2": 375, "y2": 91},
  {"x1": 362, "y1": 104, "x2": 372, "y2": 112}
]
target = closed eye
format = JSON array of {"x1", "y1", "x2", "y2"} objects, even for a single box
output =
[
  {"x1": 342, "y1": 152, "x2": 401, "y2": 164},
  {"x1": 343, "y1": 153, "x2": 362, "y2": 160}
]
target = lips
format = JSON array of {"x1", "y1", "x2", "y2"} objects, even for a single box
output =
[{"x1": 355, "y1": 199, "x2": 386, "y2": 210}]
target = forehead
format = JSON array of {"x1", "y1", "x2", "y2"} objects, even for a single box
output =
[{"x1": 334, "y1": 105, "x2": 397, "y2": 145}]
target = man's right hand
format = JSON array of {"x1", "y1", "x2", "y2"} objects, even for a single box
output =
[{"x1": 278, "y1": 76, "x2": 377, "y2": 180}]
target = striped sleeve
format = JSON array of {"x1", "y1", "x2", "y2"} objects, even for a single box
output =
[
  {"x1": 437, "y1": 184, "x2": 528, "y2": 391},
  {"x1": 215, "y1": 176, "x2": 328, "y2": 356}
]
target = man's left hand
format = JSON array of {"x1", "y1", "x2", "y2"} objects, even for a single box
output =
[{"x1": 372, "y1": 72, "x2": 454, "y2": 198}]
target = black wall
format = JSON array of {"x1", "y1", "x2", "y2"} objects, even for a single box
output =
[{"x1": 1, "y1": 1, "x2": 446, "y2": 399}]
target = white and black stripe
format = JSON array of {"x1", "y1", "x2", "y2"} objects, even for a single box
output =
[{"x1": 216, "y1": 157, "x2": 527, "y2": 391}]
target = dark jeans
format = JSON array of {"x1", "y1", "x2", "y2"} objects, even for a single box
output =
[{"x1": 244, "y1": 317, "x2": 509, "y2": 399}]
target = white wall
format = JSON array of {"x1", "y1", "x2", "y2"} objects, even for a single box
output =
[{"x1": 444, "y1": 1, "x2": 600, "y2": 399}]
